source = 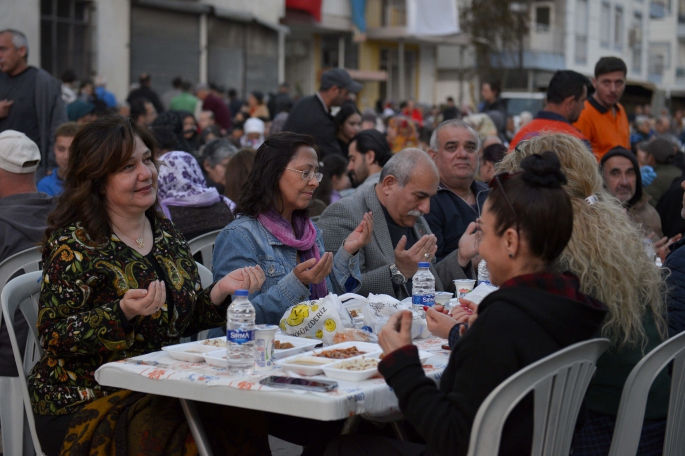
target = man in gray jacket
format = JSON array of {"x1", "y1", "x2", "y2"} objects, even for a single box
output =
[
  {"x1": 0, "y1": 29, "x2": 68, "y2": 177},
  {"x1": 0, "y1": 130, "x2": 56, "y2": 377},
  {"x1": 318, "y1": 148, "x2": 478, "y2": 299}
]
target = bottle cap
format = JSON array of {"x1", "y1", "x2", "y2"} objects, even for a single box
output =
[
  {"x1": 418, "y1": 262, "x2": 430, "y2": 268},
  {"x1": 234, "y1": 290, "x2": 249, "y2": 297}
]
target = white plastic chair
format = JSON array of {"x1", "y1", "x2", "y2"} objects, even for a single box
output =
[
  {"x1": 0, "y1": 248, "x2": 42, "y2": 456},
  {"x1": 187, "y1": 230, "x2": 222, "y2": 272},
  {"x1": 607, "y1": 331, "x2": 685, "y2": 456},
  {"x1": 467, "y1": 338, "x2": 611, "y2": 456},
  {"x1": 1, "y1": 270, "x2": 45, "y2": 456}
]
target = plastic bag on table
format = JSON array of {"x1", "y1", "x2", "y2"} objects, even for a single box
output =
[
  {"x1": 339, "y1": 293, "x2": 368, "y2": 328},
  {"x1": 364, "y1": 293, "x2": 426, "y2": 339},
  {"x1": 278, "y1": 294, "x2": 354, "y2": 345}
]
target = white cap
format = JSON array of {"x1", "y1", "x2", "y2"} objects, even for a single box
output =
[
  {"x1": 0, "y1": 130, "x2": 41, "y2": 174},
  {"x1": 244, "y1": 118, "x2": 265, "y2": 135}
]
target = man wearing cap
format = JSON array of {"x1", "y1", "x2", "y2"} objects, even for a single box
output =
[
  {"x1": 0, "y1": 130, "x2": 56, "y2": 377},
  {"x1": 637, "y1": 138, "x2": 681, "y2": 207},
  {"x1": 284, "y1": 68, "x2": 363, "y2": 158},
  {"x1": 0, "y1": 29, "x2": 68, "y2": 177}
]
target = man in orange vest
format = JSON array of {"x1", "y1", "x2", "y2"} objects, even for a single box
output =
[{"x1": 573, "y1": 57, "x2": 630, "y2": 160}]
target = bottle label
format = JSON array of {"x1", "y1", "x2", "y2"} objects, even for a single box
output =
[
  {"x1": 227, "y1": 329, "x2": 255, "y2": 345},
  {"x1": 412, "y1": 294, "x2": 435, "y2": 306}
]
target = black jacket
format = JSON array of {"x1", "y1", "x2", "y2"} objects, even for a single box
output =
[
  {"x1": 424, "y1": 181, "x2": 488, "y2": 262},
  {"x1": 664, "y1": 237, "x2": 685, "y2": 337},
  {"x1": 283, "y1": 95, "x2": 342, "y2": 158},
  {"x1": 379, "y1": 277, "x2": 608, "y2": 456}
]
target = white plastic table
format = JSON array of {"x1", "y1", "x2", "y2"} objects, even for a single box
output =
[{"x1": 95, "y1": 336, "x2": 450, "y2": 456}]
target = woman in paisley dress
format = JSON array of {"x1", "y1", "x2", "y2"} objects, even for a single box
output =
[{"x1": 28, "y1": 115, "x2": 268, "y2": 456}]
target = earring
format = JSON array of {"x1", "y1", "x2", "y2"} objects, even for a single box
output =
[{"x1": 508, "y1": 253, "x2": 513, "y2": 258}]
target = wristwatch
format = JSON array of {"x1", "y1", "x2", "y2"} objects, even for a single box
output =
[{"x1": 389, "y1": 264, "x2": 406, "y2": 285}]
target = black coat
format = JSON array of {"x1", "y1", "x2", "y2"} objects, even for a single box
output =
[
  {"x1": 379, "y1": 278, "x2": 608, "y2": 456},
  {"x1": 424, "y1": 181, "x2": 488, "y2": 262},
  {"x1": 283, "y1": 95, "x2": 343, "y2": 158}
]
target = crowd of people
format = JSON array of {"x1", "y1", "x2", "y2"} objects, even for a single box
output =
[{"x1": 0, "y1": 25, "x2": 684, "y2": 456}]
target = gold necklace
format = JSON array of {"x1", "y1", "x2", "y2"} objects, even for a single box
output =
[{"x1": 113, "y1": 219, "x2": 147, "y2": 249}]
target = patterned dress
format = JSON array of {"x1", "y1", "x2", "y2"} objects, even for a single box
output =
[{"x1": 29, "y1": 216, "x2": 230, "y2": 416}]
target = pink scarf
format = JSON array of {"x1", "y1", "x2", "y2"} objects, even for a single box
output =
[{"x1": 257, "y1": 209, "x2": 328, "y2": 299}]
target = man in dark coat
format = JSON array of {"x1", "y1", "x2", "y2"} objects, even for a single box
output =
[
  {"x1": 126, "y1": 73, "x2": 165, "y2": 114},
  {"x1": 283, "y1": 68, "x2": 362, "y2": 158}
]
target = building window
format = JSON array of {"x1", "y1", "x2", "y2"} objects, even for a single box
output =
[
  {"x1": 321, "y1": 34, "x2": 359, "y2": 70},
  {"x1": 615, "y1": 6, "x2": 624, "y2": 49},
  {"x1": 535, "y1": 6, "x2": 551, "y2": 32},
  {"x1": 601, "y1": 3, "x2": 611, "y2": 48},
  {"x1": 632, "y1": 12, "x2": 643, "y2": 73},
  {"x1": 382, "y1": 0, "x2": 406, "y2": 27},
  {"x1": 575, "y1": 0, "x2": 588, "y2": 64},
  {"x1": 40, "y1": 0, "x2": 93, "y2": 80}
]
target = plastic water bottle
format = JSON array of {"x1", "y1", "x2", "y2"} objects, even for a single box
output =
[
  {"x1": 412, "y1": 262, "x2": 435, "y2": 315},
  {"x1": 477, "y1": 259, "x2": 491, "y2": 286},
  {"x1": 226, "y1": 290, "x2": 256, "y2": 375}
]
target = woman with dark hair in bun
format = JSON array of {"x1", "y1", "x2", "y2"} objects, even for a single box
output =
[{"x1": 325, "y1": 152, "x2": 609, "y2": 456}]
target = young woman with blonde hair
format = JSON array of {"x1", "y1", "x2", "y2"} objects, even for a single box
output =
[{"x1": 499, "y1": 133, "x2": 669, "y2": 456}]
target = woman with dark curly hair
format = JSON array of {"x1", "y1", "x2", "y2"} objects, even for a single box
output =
[
  {"x1": 212, "y1": 132, "x2": 373, "y2": 325},
  {"x1": 29, "y1": 115, "x2": 267, "y2": 456}
]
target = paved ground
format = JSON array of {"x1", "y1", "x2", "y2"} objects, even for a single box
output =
[{"x1": 269, "y1": 436, "x2": 302, "y2": 456}]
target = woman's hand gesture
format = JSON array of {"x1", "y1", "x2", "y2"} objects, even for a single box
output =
[
  {"x1": 211, "y1": 266, "x2": 265, "y2": 305},
  {"x1": 294, "y1": 252, "x2": 333, "y2": 286},
  {"x1": 343, "y1": 212, "x2": 374, "y2": 255},
  {"x1": 425, "y1": 307, "x2": 459, "y2": 339},
  {"x1": 120, "y1": 280, "x2": 166, "y2": 320}
]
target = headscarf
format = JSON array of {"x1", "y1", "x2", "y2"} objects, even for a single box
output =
[
  {"x1": 241, "y1": 118, "x2": 265, "y2": 149},
  {"x1": 157, "y1": 151, "x2": 234, "y2": 219},
  {"x1": 387, "y1": 115, "x2": 418, "y2": 153}
]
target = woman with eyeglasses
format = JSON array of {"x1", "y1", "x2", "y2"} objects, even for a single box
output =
[
  {"x1": 211, "y1": 132, "x2": 373, "y2": 326},
  {"x1": 324, "y1": 152, "x2": 608, "y2": 456}
]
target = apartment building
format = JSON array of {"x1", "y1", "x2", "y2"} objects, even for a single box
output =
[{"x1": 1, "y1": 0, "x2": 286, "y2": 102}]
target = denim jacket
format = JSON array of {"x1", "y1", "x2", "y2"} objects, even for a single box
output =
[{"x1": 212, "y1": 216, "x2": 362, "y2": 324}]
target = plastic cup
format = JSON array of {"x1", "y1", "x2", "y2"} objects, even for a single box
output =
[
  {"x1": 453, "y1": 279, "x2": 476, "y2": 300},
  {"x1": 435, "y1": 291, "x2": 453, "y2": 306},
  {"x1": 254, "y1": 324, "x2": 278, "y2": 371}
]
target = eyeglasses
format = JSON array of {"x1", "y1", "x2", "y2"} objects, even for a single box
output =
[
  {"x1": 286, "y1": 168, "x2": 324, "y2": 182},
  {"x1": 488, "y1": 171, "x2": 523, "y2": 234}
]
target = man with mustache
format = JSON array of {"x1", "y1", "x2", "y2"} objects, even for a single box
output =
[
  {"x1": 318, "y1": 148, "x2": 478, "y2": 299},
  {"x1": 600, "y1": 146, "x2": 678, "y2": 261},
  {"x1": 573, "y1": 57, "x2": 630, "y2": 160}
]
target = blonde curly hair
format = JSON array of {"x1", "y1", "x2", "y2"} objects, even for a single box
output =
[{"x1": 499, "y1": 133, "x2": 667, "y2": 349}]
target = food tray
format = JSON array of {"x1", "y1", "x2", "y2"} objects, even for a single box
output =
[
  {"x1": 322, "y1": 349, "x2": 434, "y2": 382},
  {"x1": 309, "y1": 341, "x2": 381, "y2": 359},
  {"x1": 272, "y1": 335, "x2": 322, "y2": 360},
  {"x1": 201, "y1": 349, "x2": 228, "y2": 368},
  {"x1": 276, "y1": 341, "x2": 381, "y2": 376},
  {"x1": 161, "y1": 342, "x2": 221, "y2": 363}
]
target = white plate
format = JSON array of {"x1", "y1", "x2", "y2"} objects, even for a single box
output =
[
  {"x1": 309, "y1": 341, "x2": 381, "y2": 359},
  {"x1": 202, "y1": 349, "x2": 228, "y2": 368},
  {"x1": 162, "y1": 342, "x2": 220, "y2": 362},
  {"x1": 276, "y1": 355, "x2": 338, "y2": 376},
  {"x1": 322, "y1": 349, "x2": 434, "y2": 382},
  {"x1": 276, "y1": 341, "x2": 380, "y2": 375},
  {"x1": 198, "y1": 337, "x2": 227, "y2": 348},
  {"x1": 322, "y1": 353, "x2": 383, "y2": 381},
  {"x1": 273, "y1": 335, "x2": 322, "y2": 360}
]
